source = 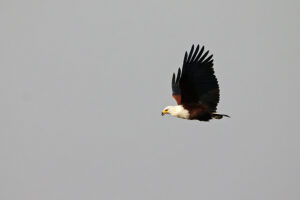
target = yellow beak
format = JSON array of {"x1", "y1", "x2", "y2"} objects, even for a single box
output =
[{"x1": 161, "y1": 110, "x2": 168, "y2": 116}]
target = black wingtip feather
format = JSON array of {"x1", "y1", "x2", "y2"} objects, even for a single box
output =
[
  {"x1": 172, "y1": 73, "x2": 175, "y2": 84},
  {"x1": 191, "y1": 45, "x2": 200, "y2": 62},
  {"x1": 183, "y1": 45, "x2": 214, "y2": 64},
  {"x1": 187, "y1": 45, "x2": 194, "y2": 62},
  {"x1": 176, "y1": 68, "x2": 181, "y2": 83},
  {"x1": 203, "y1": 54, "x2": 213, "y2": 63},
  {"x1": 184, "y1": 52, "x2": 188, "y2": 64},
  {"x1": 194, "y1": 46, "x2": 204, "y2": 62},
  {"x1": 198, "y1": 50, "x2": 209, "y2": 63}
]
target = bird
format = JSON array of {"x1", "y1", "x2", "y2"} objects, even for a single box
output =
[{"x1": 161, "y1": 44, "x2": 229, "y2": 121}]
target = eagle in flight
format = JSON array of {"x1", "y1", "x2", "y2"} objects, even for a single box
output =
[{"x1": 161, "y1": 45, "x2": 229, "y2": 121}]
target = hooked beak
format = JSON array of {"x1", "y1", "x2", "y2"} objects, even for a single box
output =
[{"x1": 161, "y1": 110, "x2": 168, "y2": 116}]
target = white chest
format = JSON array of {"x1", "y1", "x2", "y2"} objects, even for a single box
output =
[{"x1": 172, "y1": 105, "x2": 190, "y2": 119}]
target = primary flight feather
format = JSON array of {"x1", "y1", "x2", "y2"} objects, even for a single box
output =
[{"x1": 162, "y1": 44, "x2": 229, "y2": 121}]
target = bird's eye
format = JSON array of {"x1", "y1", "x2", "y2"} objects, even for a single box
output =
[{"x1": 165, "y1": 109, "x2": 168, "y2": 111}]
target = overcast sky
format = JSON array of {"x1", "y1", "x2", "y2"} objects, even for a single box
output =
[{"x1": 1, "y1": 0, "x2": 300, "y2": 200}]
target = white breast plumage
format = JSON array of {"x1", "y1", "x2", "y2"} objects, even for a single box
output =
[{"x1": 170, "y1": 105, "x2": 190, "y2": 119}]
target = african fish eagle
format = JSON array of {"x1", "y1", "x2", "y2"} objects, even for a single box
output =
[{"x1": 161, "y1": 45, "x2": 229, "y2": 121}]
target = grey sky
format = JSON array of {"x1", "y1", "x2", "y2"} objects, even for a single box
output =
[{"x1": 1, "y1": 0, "x2": 300, "y2": 200}]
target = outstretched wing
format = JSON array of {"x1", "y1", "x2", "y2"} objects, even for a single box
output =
[
  {"x1": 171, "y1": 68, "x2": 181, "y2": 104},
  {"x1": 179, "y1": 45, "x2": 220, "y2": 112}
]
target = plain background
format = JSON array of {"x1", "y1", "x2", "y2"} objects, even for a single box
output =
[{"x1": 1, "y1": 0, "x2": 300, "y2": 199}]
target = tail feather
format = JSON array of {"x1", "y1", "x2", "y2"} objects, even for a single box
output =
[{"x1": 212, "y1": 114, "x2": 230, "y2": 119}]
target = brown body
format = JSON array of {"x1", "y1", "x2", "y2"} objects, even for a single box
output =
[{"x1": 183, "y1": 104, "x2": 212, "y2": 121}]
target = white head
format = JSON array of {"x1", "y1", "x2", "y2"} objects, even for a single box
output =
[{"x1": 161, "y1": 105, "x2": 190, "y2": 119}]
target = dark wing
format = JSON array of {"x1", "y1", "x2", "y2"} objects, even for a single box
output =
[
  {"x1": 171, "y1": 68, "x2": 181, "y2": 104},
  {"x1": 179, "y1": 45, "x2": 220, "y2": 112}
]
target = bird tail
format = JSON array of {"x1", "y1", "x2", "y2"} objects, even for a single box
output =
[{"x1": 212, "y1": 114, "x2": 230, "y2": 119}]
